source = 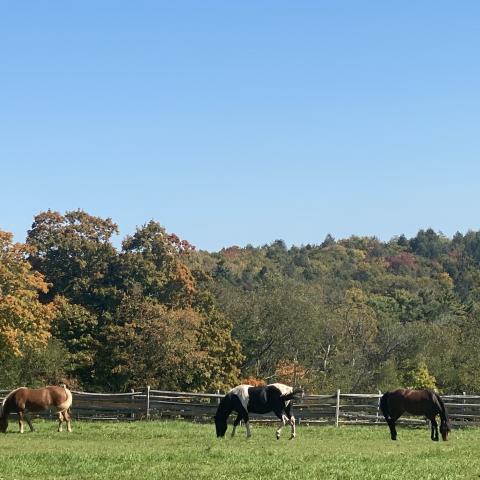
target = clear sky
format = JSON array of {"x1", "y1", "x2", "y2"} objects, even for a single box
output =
[{"x1": 1, "y1": 1, "x2": 479, "y2": 251}]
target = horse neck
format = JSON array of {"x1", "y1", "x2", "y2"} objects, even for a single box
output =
[
  {"x1": 1, "y1": 387, "x2": 23, "y2": 418},
  {"x1": 216, "y1": 396, "x2": 233, "y2": 419},
  {"x1": 1, "y1": 394, "x2": 13, "y2": 418},
  {"x1": 433, "y1": 392, "x2": 449, "y2": 422}
]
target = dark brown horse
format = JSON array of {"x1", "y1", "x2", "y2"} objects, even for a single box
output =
[
  {"x1": 380, "y1": 388, "x2": 450, "y2": 441},
  {"x1": 0, "y1": 385, "x2": 73, "y2": 433}
]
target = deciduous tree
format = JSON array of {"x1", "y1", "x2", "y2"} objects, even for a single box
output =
[{"x1": 0, "y1": 231, "x2": 56, "y2": 357}]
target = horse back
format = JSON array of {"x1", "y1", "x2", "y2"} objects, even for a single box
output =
[
  {"x1": 388, "y1": 388, "x2": 439, "y2": 417},
  {"x1": 246, "y1": 385, "x2": 289, "y2": 414},
  {"x1": 13, "y1": 386, "x2": 72, "y2": 413}
]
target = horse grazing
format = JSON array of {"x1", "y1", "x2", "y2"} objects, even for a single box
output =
[
  {"x1": 0, "y1": 385, "x2": 73, "y2": 433},
  {"x1": 214, "y1": 383, "x2": 303, "y2": 440},
  {"x1": 380, "y1": 388, "x2": 450, "y2": 441}
]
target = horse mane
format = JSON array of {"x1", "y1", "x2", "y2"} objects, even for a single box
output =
[
  {"x1": 379, "y1": 391, "x2": 390, "y2": 419},
  {"x1": 215, "y1": 393, "x2": 233, "y2": 418},
  {"x1": 431, "y1": 391, "x2": 450, "y2": 424},
  {"x1": 0, "y1": 387, "x2": 24, "y2": 417}
]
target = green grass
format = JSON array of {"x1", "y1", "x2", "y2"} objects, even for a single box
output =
[{"x1": 1, "y1": 420, "x2": 480, "y2": 479}]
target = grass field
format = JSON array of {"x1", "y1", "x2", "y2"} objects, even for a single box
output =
[{"x1": 1, "y1": 420, "x2": 480, "y2": 479}]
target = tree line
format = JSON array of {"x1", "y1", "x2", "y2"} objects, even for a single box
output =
[{"x1": 1, "y1": 209, "x2": 480, "y2": 394}]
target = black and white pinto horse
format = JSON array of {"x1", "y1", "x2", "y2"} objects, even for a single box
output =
[{"x1": 214, "y1": 383, "x2": 303, "y2": 439}]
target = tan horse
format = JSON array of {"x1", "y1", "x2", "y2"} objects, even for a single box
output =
[{"x1": 0, "y1": 385, "x2": 73, "y2": 433}]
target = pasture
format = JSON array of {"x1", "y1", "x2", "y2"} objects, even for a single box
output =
[{"x1": 1, "y1": 421, "x2": 480, "y2": 479}]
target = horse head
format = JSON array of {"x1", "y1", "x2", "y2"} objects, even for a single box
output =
[
  {"x1": 0, "y1": 414, "x2": 7, "y2": 433},
  {"x1": 214, "y1": 413, "x2": 228, "y2": 437},
  {"x1": 440, "y1": 419, "x2": 450, "y2": 441}
]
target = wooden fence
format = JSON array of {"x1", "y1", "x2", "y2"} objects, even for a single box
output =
[{"x1": 1, "y1": 388, "x2": 480, "y2": 426}]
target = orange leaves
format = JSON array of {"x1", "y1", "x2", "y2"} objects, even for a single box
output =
[
  {"x1": 275, "y1": 360, "x2": 307, "y2": 385},
  {"x1": 102, "y1": 298, "x2": 208, "y2": 389},
  {"x1": 240, "y1": 376, "x2": 266, "y2": 386},
  {"x1": 0, "y1": 230, "x2": 56, "y2": 357},
  {"x1": 99, "y1": 295, "x2": 243, "y2": 392}
]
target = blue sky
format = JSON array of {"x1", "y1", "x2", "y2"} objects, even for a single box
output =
[{"x1": 1, "y1": 1, "x2": 479, "y2": 251}]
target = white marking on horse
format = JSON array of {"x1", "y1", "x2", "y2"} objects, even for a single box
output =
[
  {"x1": 229, "y1": 384, "x2": 251, "y2": 412},
  {"x1": 268, "y1": 383, "x2": 293, "y2": 405},
  {"x1": 276, "y1": 414, "x2": 288, "y2": 438}
]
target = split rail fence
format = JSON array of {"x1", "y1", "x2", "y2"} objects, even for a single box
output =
[{"x1": 1, "y1": 388, "x2": 480, "y2": 427}]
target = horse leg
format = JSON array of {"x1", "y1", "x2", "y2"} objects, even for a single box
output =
[
  {"x1": 57, "y1": 412, "x2": 64, "y2": 432},
  {"x1": 231, "y1": 414, "x2": 241, "y2": 437},
  {"x1": 430, "y1": 416, "x2": 439, "y2": 441},
  {"x1": 64, "y1": 410, "x2": 72, "y2": 432},
  {"x1": 18, "y1": 411, "x2": 25, "y2": 434},
  {"x1": 24, "y1": 414, "x2": 34, "y2": 432},
  {"x1": 387, "y1": 418, "x2": 397, "y2": 440},
  {"x1": 274, "y1": 410, "x2": 287, "y2": 440},
  {"x1": 276, "y1": 416, "x2": 287, "y2": 440},
  {"x1": 244, "y1": 413, "x2": 252, "y2": 438},
  {"x1": 285, "y1": 404, "x2": 296, "y2": 439},
  {"x1": 287, "y1": 415, "x2": 296, "y2": 440}
]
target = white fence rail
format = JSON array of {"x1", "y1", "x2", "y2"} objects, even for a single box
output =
[{"x1": 1, "y1": 388, "x2": 479, "y2": 426}]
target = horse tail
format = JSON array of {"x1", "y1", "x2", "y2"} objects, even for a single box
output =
[
  {"x1": 63, "y1": 385, "x2": 73, "y2": 411},
  {"x1": 432, "y1": 392, "x2": 449, "y2": 423},
  {"x1": 280, "y1": 388, "x2": 303, "y2": 402},
  {"x1": 379, "y1": 392, "x2": 391, "y2": 420}
]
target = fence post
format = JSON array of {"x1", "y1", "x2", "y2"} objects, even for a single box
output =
[
  {"x1": 335, "y1": 389, "x2": 341, "y2": 427},
  {"x1": 376, "y1": 390, "x2": 382, "y2": 423},
  {"x1": 216, "y1": 390, "x2": 220, "y2": 405},
  {"x1": 131, "y1": 388, "x2": 135, "y2": 420},
  {"x1": 146, "y1": 385, "x2": 151, "y2": 420}
]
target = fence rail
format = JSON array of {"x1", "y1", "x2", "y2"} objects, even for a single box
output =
[{"x1": 1, "y1": 388, "x2": 480, "y2": 426}]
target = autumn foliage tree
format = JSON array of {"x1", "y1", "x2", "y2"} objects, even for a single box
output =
[
  {"x1": 0, "y1": 231, "x2": 56, "y2": 358},
  {"x1": 119, "y1": 221, "x2": 197, "y2": 308},
  {"x1": 27, "y1": 209, "x2": 120, "y2": 309},
  {"x1": 95, "y1": 296, "x2": 241, "y2": 392},
  {"x1": 95, "y1": 297, "x2": 207, "y2": 391},
  {"x1": 10, "y1": 208, "x2": 480, "y2": 395},
  {"x1": 51, "y1": 297, "x2": 99, "y2": 385},
  {"x1": 22, "y1": 212, "x2": 243, "y2": 391}
]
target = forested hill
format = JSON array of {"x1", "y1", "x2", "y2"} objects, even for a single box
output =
[
  {"x1": 1, "y1": 210, "x2": 480, "y2": 394},
  {"x1": 193, "y1": 230, "x2": 480, "y2": 393}
]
